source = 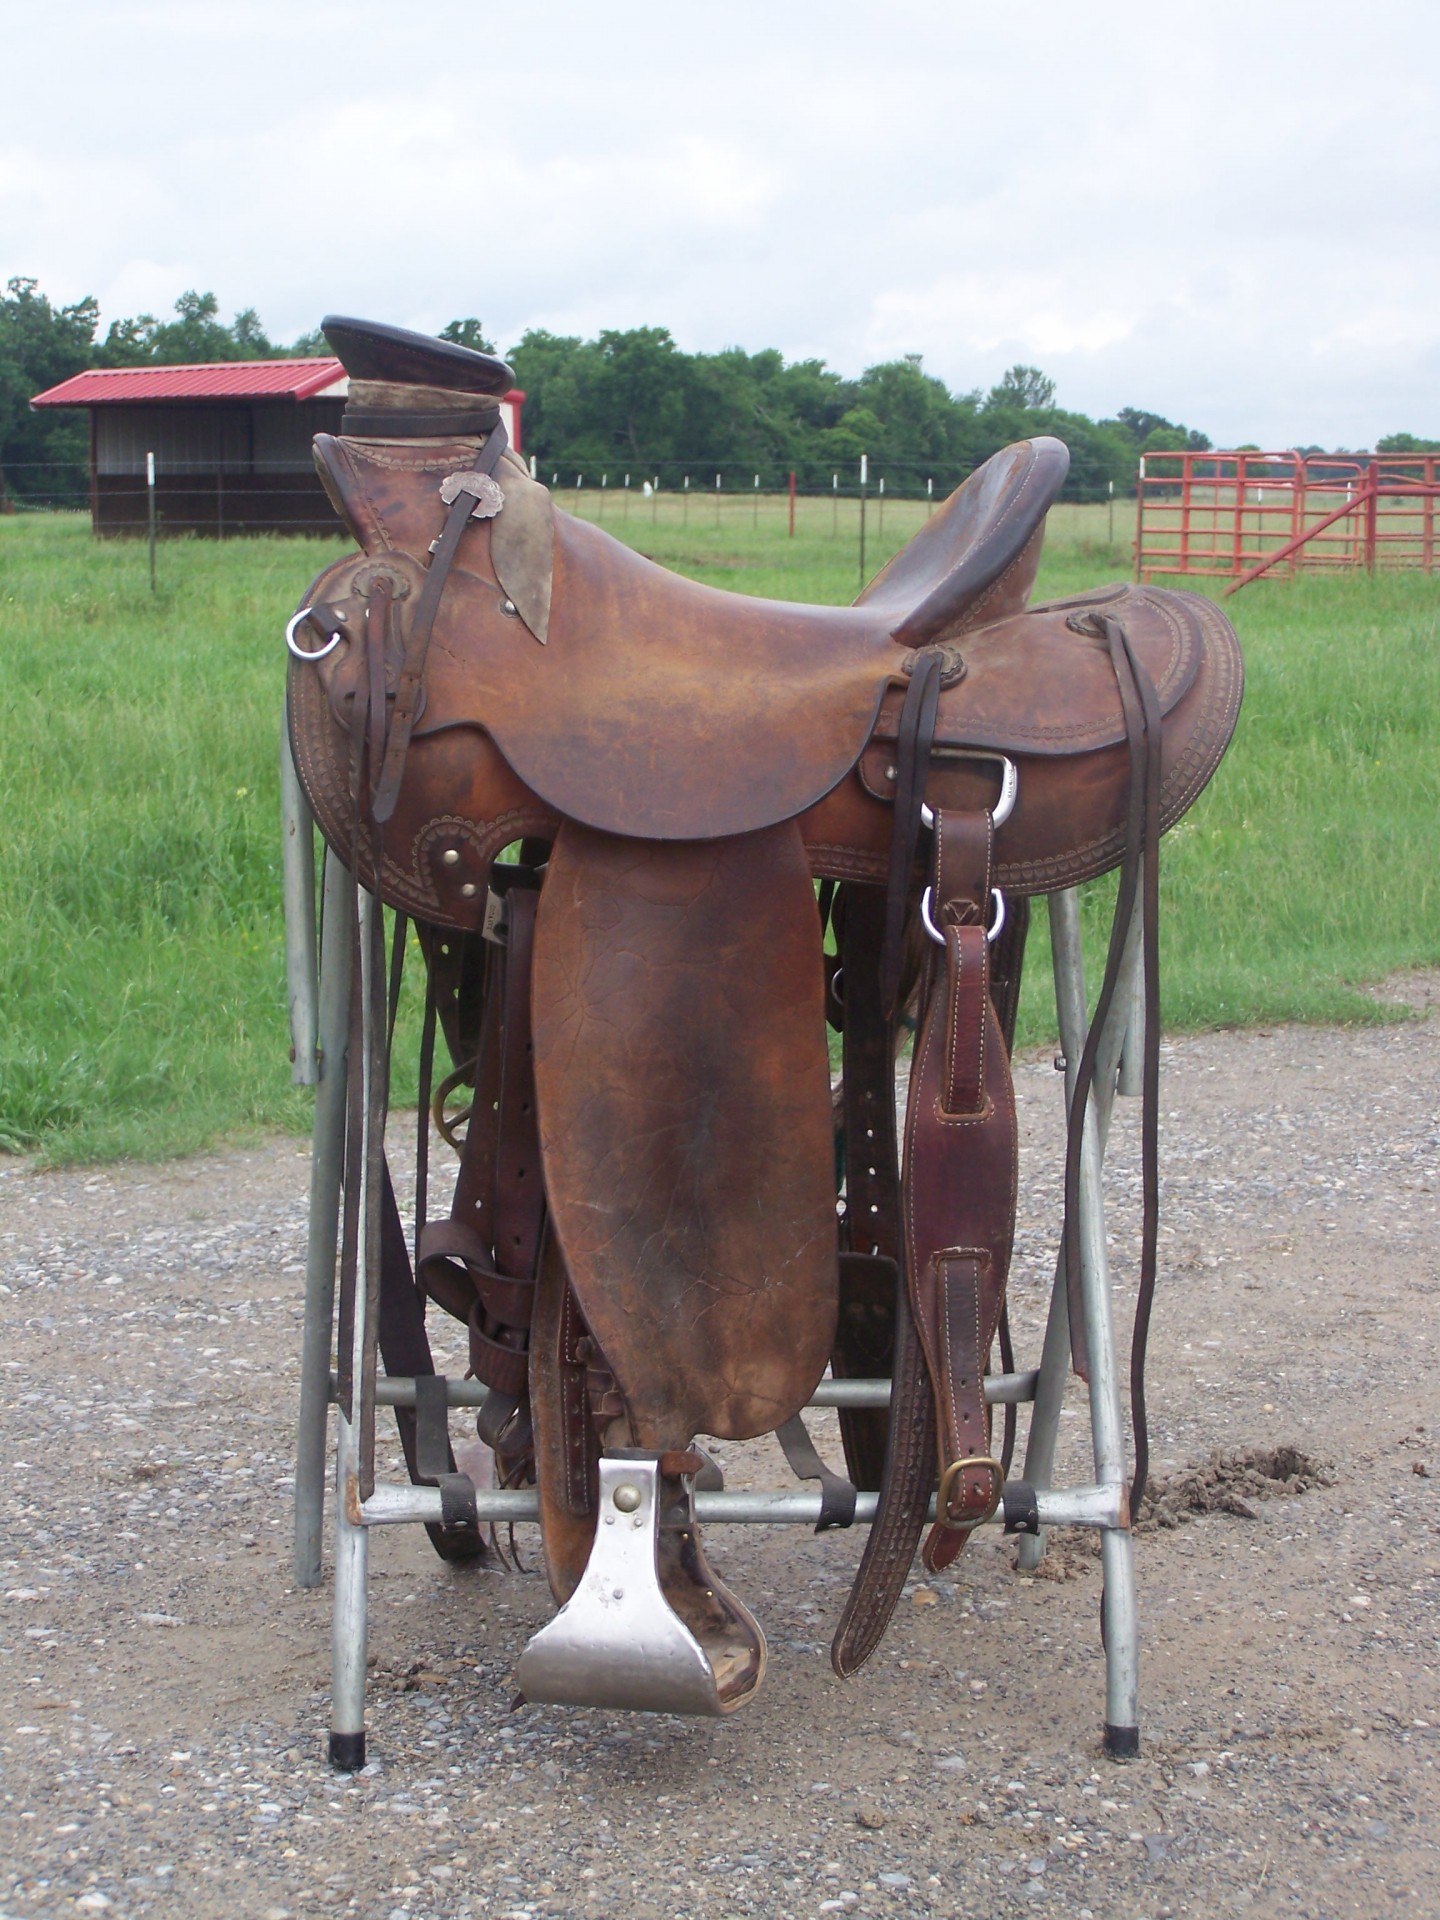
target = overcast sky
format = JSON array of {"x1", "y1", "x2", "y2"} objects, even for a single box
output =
[{"x1": 3, "y1": 0, "x2": 1435, "y2": 448}]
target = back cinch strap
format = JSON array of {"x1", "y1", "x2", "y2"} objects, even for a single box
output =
[
  {"x1": 375, "y1": 1162, "x2": 484, "y2": 1561},
  {"x1": 776, "y1": 1413, "x2": 858, "y2": 1531},
  {"x1": 413, "y1": 1374, "x2": 480, "y2": 1531}
]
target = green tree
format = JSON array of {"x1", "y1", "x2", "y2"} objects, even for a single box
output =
[
  {"x1": 987, "y1": 364, "x2": 1057, "y2": 412},
  {"x1": 503, "y1": 327, "x2": 1216, "y2": 502},
  {"x1": 440, "y1": 318, "x2": 497, "y2": 354},
  {"x1": 0, "y1": 277, "x2": 99, "y2": 504},
  {"x1": 95, "y1": 291, "x2": 288, "y2": 366},
  {"x1": 1110, "y1": 406, "x2": 1210, "y2": 454}
]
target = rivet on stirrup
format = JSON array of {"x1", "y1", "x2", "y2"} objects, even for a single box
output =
[{"x1": 936, "y1": 1455, "x2": 1005, "y2": 1531}]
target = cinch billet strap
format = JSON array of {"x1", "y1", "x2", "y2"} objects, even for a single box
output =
[
  {"x1": 903, "y1": 809, "x2": 1018, "y2": 1575},
  {"x1": 830, "y1": 1264, "x2": 935, "y2": 1676},
  {"x1": 775, "y1": 1414, "x2": 857, "y2": 1531},
  {"x1": 376, "y1": 1162, "x2": 484, "y2": 1561},
  {"x1": 831, "y1": 882, "x2": 903, "y2": 1494},
  {"x1": 415, "y1": 881, "x2": 544, "y2": 1436},
  {"x1": 831, "y1": 810, "x2": 1014, "y2": 1670}
]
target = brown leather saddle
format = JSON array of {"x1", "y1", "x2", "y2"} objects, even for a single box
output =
[{"x1": 288, "y1": 317, "x2": 1242, "y2": 1715}]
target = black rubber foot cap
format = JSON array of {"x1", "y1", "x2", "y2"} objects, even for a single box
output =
[
  {"x1": 1104, "y1": 1722, "x2": 1140, "y2": 1759},
  {"x1": 328, "y1": 1730, "x2": 366, "y2": 1772}
]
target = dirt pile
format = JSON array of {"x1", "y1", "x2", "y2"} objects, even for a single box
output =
[{"x1": 1138, "y1": 1444, "x2": 1334, "y2": 1528}]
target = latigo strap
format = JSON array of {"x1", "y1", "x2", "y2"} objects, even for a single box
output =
[{"x1": 903, "y1": 809, "x2": 1017, "y2": 1571}]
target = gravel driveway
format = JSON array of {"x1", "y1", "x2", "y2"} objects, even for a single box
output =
[{"x1": 2, "y1": 977, "x2": 1437, "y2": 1919}]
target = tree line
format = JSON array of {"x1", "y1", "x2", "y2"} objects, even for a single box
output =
[
  {"x1": 501, "y1": 330, "x2": 1219, "y2": 501},
  {"x1": 0, "y1": 278, "x2": 1214, "y2": 507},
  {"x1": 8, "y1": 275, "x2": 1429, "y2": 509}
]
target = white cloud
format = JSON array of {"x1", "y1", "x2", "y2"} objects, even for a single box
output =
[{"x1": 1, "y1": 0, "x2": 1437, "y2": 445}]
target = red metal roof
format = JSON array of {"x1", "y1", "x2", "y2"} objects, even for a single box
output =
[{"x1": 30, "y1": 359, "x2": 348, "y2": 407}]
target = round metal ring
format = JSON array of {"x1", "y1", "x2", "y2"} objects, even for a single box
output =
[
  {"x1": 285, "y1": 606, "x2": 343, "y2": 662},
  {"x1": 920, "y1": 885, "x2": 1007, "y2": 947}
]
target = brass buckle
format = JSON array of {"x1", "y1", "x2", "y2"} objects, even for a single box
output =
[{"x1": 936, "y1": 1455, "x2": 1005, "y2": 1531}]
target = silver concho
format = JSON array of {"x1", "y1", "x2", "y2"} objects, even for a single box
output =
[{"x1": 440, "y1": 470, "x2": 505, "y2": 520}]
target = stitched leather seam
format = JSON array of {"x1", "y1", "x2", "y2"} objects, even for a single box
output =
[{"x1": 941, "y1": 928, "x2": 987, "y2": 1118}]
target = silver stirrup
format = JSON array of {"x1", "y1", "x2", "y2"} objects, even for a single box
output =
[{"x1": 516, "y1": 1457, "x2": 761, "y2": 1716}]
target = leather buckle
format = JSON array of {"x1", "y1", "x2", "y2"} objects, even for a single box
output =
[{"x1": 936, "y1": 1455, "x2": 1005, "y2": 1531}]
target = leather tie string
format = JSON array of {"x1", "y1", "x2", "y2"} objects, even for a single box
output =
[
  {"x1": 370, "y1": 416, "x2": 510, "y2": 825},
  {"x1": 1059, "y1": 610, "x2": 1163, "y2": 1512}
]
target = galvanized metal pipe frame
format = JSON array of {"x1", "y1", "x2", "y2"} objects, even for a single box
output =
[
  {"x1": 288, "y1": 867, "x2": 1149, "y2": 1763},
  {"x1": 291, "y1": 852, "x2": 355, "y2": 1590},
  {"x1": 1014, "y1": 886, "x2": 1143, "y2": 1749},
  {"x1": 358, "y1": 1480, "x2": 1126, "y2": 1532},
  {"x1": 1017, "y1": 889, "x2": 1140, "y2": 1569},
  {"x1": 328, "y1": 886, "x2": 382, "y2": 1769},
  {"x1": 367, "y1": 1372, "x2": 1040, "y2": 1410}
]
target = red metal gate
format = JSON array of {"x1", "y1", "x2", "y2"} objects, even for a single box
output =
[{"x1": 1135, "y1": 450, "x2": 1440, "y2": 592}]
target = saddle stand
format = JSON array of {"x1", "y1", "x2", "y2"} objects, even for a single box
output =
[{"x1": 279, "y1": 315, "x2": 1242, "y2": 1770}]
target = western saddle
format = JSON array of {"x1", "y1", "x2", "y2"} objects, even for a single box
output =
[{"x1": 285, "y1": 317, "x2": 1242, "y2": 1741}]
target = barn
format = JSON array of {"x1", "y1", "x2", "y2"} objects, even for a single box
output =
[{"x1": 29, "y1": 360, "x2": 525, "y2": 537}]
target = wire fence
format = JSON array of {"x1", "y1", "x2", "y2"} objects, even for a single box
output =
[{"x1": 0, "y1": 459, "x2": 1130, "y2": 571}]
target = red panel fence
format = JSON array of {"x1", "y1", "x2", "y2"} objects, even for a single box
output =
[{"x1": 1135, "y1": 451, "x2": 1440, "y2": 593}]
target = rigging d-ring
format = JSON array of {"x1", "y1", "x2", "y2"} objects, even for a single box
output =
[
  {"x1": 920, "y1": 753, "x2": 1018, "y2": 833},
  {"x1": 286, "y1": 606, "x2": 344, "y2": 662}
]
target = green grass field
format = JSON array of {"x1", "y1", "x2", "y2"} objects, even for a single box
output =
[{"x1": 2, "y1": 498, "x2": 1437, "y2": 1162}]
